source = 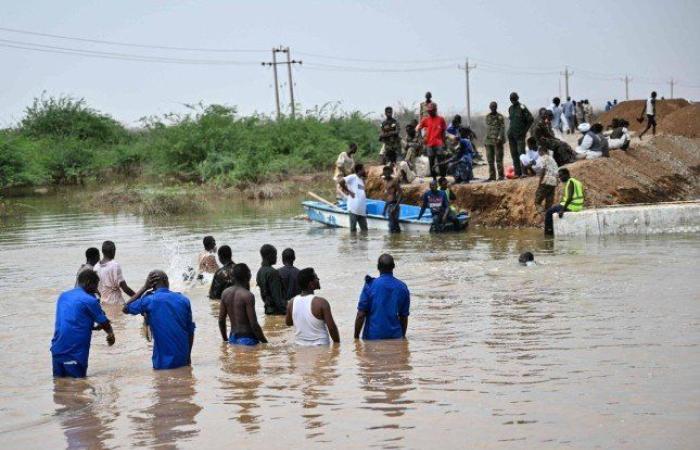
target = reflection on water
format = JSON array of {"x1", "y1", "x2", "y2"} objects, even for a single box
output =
[{"x1": 0, "y1": 192, "x2": 699, "y2": 449}]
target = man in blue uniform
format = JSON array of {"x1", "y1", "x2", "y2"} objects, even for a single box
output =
[
  {"x1": 354, "y1": 254, "x2": 410, "y2": 340},
  {"x1": 123, "y1": 270, "x2": 196, "y2": 370},
  {"x1": 51, "y1": 269, "x2": 115, "y2": 378}
]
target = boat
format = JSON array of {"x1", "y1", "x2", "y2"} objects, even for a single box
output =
[{"x1": 302, "y1": 198, "x2": 469, "y2": 232}]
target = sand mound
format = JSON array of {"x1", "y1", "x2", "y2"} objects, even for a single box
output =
[
  {"x1": 365, "y1": 135, "x2": 700, "y2": 227},
  {"x1": 659, "y1": 103, "x2": 700, "y2": 139},
  {"x1": 597, "y1": 99, "x2": 690, "y2": 132}
]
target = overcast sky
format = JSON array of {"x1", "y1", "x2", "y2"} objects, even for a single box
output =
[{"x1": 1, "y1": 0, "x2": 699, "y2": 126}]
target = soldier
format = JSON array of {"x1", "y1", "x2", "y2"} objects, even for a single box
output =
[
  {"x1": 484, "y1": 101, "x2": 506, "y2": 181},
  {"x1": 402, "y1": 121, "x2": 422, "y2": 167},
  {"x1": 419, "y1": 91, "x2": 434, "y2": 119},
  {"x1": 507, "y1": 92, "x2": 534, "y2": 178},
  {"x1": 379, "y1": 106, "x2": 401, "y2": 165}
]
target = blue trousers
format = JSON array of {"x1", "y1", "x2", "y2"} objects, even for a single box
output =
[{"x1": 52, "y1": 357, "x2": 87, "y2": 378}]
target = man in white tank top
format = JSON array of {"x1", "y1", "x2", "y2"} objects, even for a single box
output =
[{"x1": 285, "y1": 268, "x2": 340, "y2": 346}]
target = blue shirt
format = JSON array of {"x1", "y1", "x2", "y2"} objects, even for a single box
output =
[
  {"x1": 125, "y1": 288, "x2": 196, "y2": 370},
  {"x1": 420, "y1": 189, "x2": 449, "y2": 217},
  {"x1": 50, "y1": 287, "x2": 109, "y2": 367},
  {"x1": 357, "y1": 274, "x2": 410, "y2": 340}
]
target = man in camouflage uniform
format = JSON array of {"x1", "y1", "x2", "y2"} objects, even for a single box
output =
[
  {"x1": 419, "y1": 91, "x2": 433, "y2": 119},
  {"x1": 402, "y1": 120, "x2": 422, "y2": 167},
  {"x1": 484, "y1": 101, "x2": 506, "y2": 181},
  {"x1": 379, "y1": 106, "x2": 401, "y2": 164},
  {"x1": 507, "y1": 92, "x2": 534, "y2": 177}
]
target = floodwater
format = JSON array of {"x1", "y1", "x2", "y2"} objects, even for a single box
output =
[{"x1": 0, "y1": 193, "x2": 699, "y2": 449}]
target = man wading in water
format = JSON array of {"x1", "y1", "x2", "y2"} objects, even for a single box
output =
[
  {"x1": 285, "y1": 267, "x2": 340, "y2": 345},
  {"x1": 93, "y1": 240, "x2": 135, "y2": 305},
  {"x1": 208, "y1": 245, "x2": 235, "y2": 300},
  {"x1": 256, "y1": 244, "x2": 287, "y2": 315},
  {"x1": 219, "y1": 263, "x2": 268, "y2": 346},
  {"x1": 382, "y1": 165, "x2": 402, "y2": 233}
]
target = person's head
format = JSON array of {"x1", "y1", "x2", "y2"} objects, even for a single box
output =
[
  {"x1": 613, "y1": 99, "x2": 618, "y2": 104},
  {"x1": 458, "y1": 127, "x2": 471, "y2": 140},
  {"x1": 527, "y1": 136, "x2": 537, "y2": 149},
  {"x1": 427, "y1": 102, "x2": 437, "y2": 117},
  {"x1": 566, "y1": 96, "x2": 571, "y2": 101},
  {"x1": 591, "y1": 123, "x2": 604, "y2": 134},
  {"x1": 518, "y1": 251, "x2": 534, "y2": 265},
  {"x1": 382, "y1": 165, "x2": 393, "y2": 180},
  {"x1": 577, "y1": 123, "x2": 591, "y2": 134},
  {"x1": 438, "y1": 176, "x2": 449, "y2": 190},
  {"x1": 607, "y1": 100, "x2": 612, "y2": 106},
  {"x1": 558, "y1": 167, "x2": 571, "y2": 182},
  {"x1": 489, "y1": 101, "x2": 498, "y2": 113},
  {"x1": 77, "y1": 269, "x2": 100, "y2": 295},
  {"x1": 651, "y1": 91, "x2": 657, "y2": 98},
  {"x1": 509, "y1": 92, "x2": 519, "y2": 104},
  {"x1": 377, "y1": 253, "x2": 396, "y2": 275},
  {"x1": 405, "y1": 123, "x2": 416, "y2": 137},
  {"x1": 543, "y1": 110, "x2": 554, "y2": 124},
  {"x1": 348, "y1": 142, "x2": 358, "y2": 155},
  {"x1": 147, "y1": 270, "x2": 169, "y2": 290},
  {"x1": 203, "y1": 235, "x2": 216, "y2": 251},
  {"x1": 429, "y1": 179, "x2": 438, "y2": 192},
  {"x1": 101, "y1": 240, "x2": 116, "y2": 259},
  {"x1": 425, "y1": 91, "x2": 432, "y2": 101},
  {"x1": 218, "y1": 245, "x2": 232, "y2": 264},
  {"x1": 537, "y1": 146, "x2": 548, "y2": 156},
  {"x1": 282, "y1": 248, "x2": 295, "y2": 266},
  {"x1": 85, "y1": 247, "x2": 100, "y2": 265},
  {"x1": 232, "y1": 263, "x2": 252, "y2": 289},
  {"x1": 260, "y1": 244, "x2": 277, "y2": 265},
  {"x1": 354, "y1": 163, "x2": 366, "y2": 178},
  {"x1": 298, "y1": 267, "x2": 320, "y2": 291},
  {"x1": 584, "y1": 99, "x2": 589, "y2": 104},
  {"x1": 553, "y1": 97, "x2": 561, "y2": 106},
  {"x1": 452, "y1": 114, "x2": 462, "y2": 126},
  {"x1": 385, "y1": 106, "x2": 393, "y2": 118}
]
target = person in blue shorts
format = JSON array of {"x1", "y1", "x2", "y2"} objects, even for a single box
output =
[
  {"x1": 123, "y1": 270, "x2": 196, "y2": 370},
  {"x1": 51, "y1": 269, "x2": 115, "y2": 378},
  {"x1": 219, "y1": 263, "x2": 268, "y2": 346},
  {"x1": 354, "y1": 254, "x2": 410, "y2": 340}
]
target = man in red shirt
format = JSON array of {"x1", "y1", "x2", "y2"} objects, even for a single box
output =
[{"x1": 416, "y1": 102, "x2": 447, "y2": 180}]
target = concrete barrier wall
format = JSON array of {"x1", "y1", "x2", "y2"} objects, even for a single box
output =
[{"x1": 554, "y1": 202, "x2": 700, "y2": 237}]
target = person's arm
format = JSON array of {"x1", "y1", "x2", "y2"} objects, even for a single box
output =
[
  {"x1": 285, "y1": 298, "x2": 294, "y2": 326},
  {"x1": 398, "y1": 287, "x2": 410, "y2": 338},
  {"x1": 339, "y1": 177, "x2": 354, "y2": 198},
  {"x1": 87, "y1": 302, "x2": 115, "y2": 345},
  {"x1": 115, "y1": 264, "x2": 136, "y2": 297},
  {"x1": 498, "y1": 116, "x2": 506, "y2": 143},
  {"x1": 354, "y1": 311, "x2": 366, "y2": 339},
  {"x1": 246, "y1": 296, "x2": 268, "y2": 343},
  {"x1": 187, "y1": 306, "x2": 195, "y2": 363},
  {"x1": 399, "y1": 316, "x2": 408, "y2": 338},
  {"x1": 218, "y1": 299, "x2": 228, "y2": 342},
  {"x1": 415, "y1": 118, "x2": 425, "y2": 133},
  {"x1": 318, "y1": 298, "x2": 340, "y2": 343},
  {"x1": 561, "y1": 181, "x2": 575, "y2": 214},
  {"x1": 580, "y1": 134, "x2": 593, "y2": 151},
  {"x1": 441, "y1": 192, "x2": 450, "y2": 221},
  {"x1": 270, "y1": 271, "x2": 286, "y2": 313}
]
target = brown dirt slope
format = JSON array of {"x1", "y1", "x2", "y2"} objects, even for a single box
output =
[
  {"x1": 366, "y1": 135, "x2": 700, "y2": 227},
  {"x1": 597, "y1": 99, "x2": 689, "y2": 132},
  {"x1": 659, "y1": 103, "x2": 700, "y2": 139}
]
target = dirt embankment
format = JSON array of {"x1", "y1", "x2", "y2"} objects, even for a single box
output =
[
  {"x1": 597, "y1": 99, "x2": 690, "y2": 132},
  {"x1": 366, "y1": 135, "x2": 700, "y2": 227},
  {"x1": 659, "y1": 103, "x2": 700, "y2": 139}
]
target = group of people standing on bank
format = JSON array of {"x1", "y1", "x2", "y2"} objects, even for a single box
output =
[{"x1": 51, "y1": 238, "x2": 411, "y2": 378}]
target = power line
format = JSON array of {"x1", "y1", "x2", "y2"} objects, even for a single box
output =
[
  {"x1": 302, "y1": 62, "x2": 455, "y2": 73},
  {"x1": 0, "y1": 26, "x2": 266, "y2": 53}
]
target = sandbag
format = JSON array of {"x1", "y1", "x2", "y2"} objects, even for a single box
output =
[{"x1": 415, "y1": 156, "x2": 431, "y2": 177}]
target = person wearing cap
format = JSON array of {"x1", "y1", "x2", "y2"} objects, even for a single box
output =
[
  {"x1": 507, "y1": 92, "x2": 534, "y2": 178},
  {"x1": 416, "y1": 102, "x2": 447, "y2": 180},
  {"x1": 575, "y1": 123, "x2": 605, "y2": 159}
]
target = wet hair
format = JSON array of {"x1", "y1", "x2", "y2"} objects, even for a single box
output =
[
  {"x1": 553, "y1": 97, "x2": 561, "y2": 106},
  {"x1": 527, "y1": 136, "x2": 537, "y2": 148},
  {"x1": 519, "y1": 252, "x2": 534, "y2": 264},
  {"x1": 354, "y1": 163, "x2": 364, "y2": 174},
  {"x1": 377, "y1": 253, "x2": 395, "y2": 274},
  {"x1": 101, "y1": 240, "x2": 116, "y2": 259},
  {"x1": 260, "y1": 244, "x2": 277, "y2": 261},
  {"x1": 297, "y1": 267, "x2": 317, "y2": 290},
  {"x1": 282, "y1": 248, "x2": 295, "y2": 264},
  {"x1": 149, "y1": 270, "x2": 169, "y2": 288},
  {"x1": 77, "y1": 269, "x2": 99, "y2": 288},
  {"x1": 85, "y1": 247, "x2": 100, "y2": 263},
  {"x1": 559, "y1": 168, "x2": 571, "y2": 178},
  {"x1": 218, "y1": 245, "x2": 232, "y2": 263},
  {"x1": 232, "y1": 263, "x2": 251, "y2": 285},
  {"x1": 203, "y1": 235, "x2": 216, "y2": 251},
  {"x1": 591, "y1": 123, "x2": 604, "y2": 134}
]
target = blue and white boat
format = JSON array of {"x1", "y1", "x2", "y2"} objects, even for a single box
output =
[{"x1": 302, "y1": 198, "x2": 469, "y2": 232}]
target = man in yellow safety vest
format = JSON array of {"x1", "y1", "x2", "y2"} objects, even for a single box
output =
[{"x1": 544, "y1": 168, "x2": 584, "y2": 235}]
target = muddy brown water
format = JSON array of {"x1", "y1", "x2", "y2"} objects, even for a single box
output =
[{"x1": 0, "y1": 193, "x2": 699, "y2": 449}]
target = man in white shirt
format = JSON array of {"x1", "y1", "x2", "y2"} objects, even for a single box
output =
[
  {"x1": 339, "y1": 163, "x2": 368, "y2": 232},
  {"x1": 285, "y1": 268, "x2": 340, "y2": 346},
  {"x1": 638, "y1": 91, "x2": 657, "y2": 140},
  {"x1": 333, "y1": 143, "x2": 358, "y2": 199},
  {"x1": 93, "y1": 240, "x2": 135, "y2": 305}
]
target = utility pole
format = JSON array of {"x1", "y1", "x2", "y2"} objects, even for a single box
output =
[
  {"x1": 561, "y1": 66, "x2": 573, "y2": 98},
  {"x1": 458, "y1": 58, "x2": 477, "y2": 126},
  {"x1": 622, "y1": 74, "x2": 632, "y2": 101},
  {"x1": 261, "y1": 46, "x2": 302, "y2": 120},
  {"x1": 669, "y1": 78, "x2": 675, "y2": 99}
]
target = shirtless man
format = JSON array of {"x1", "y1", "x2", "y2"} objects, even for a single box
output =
[
  {"x1": 381, "y1": 165, "x2": 402, "y2": 233},
  {"x1": 218, "y1": 263, "x2": 268, "y2": 346},
  {"x1": 197, "y1": 236, "x2": 219, "y2": 274}
]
